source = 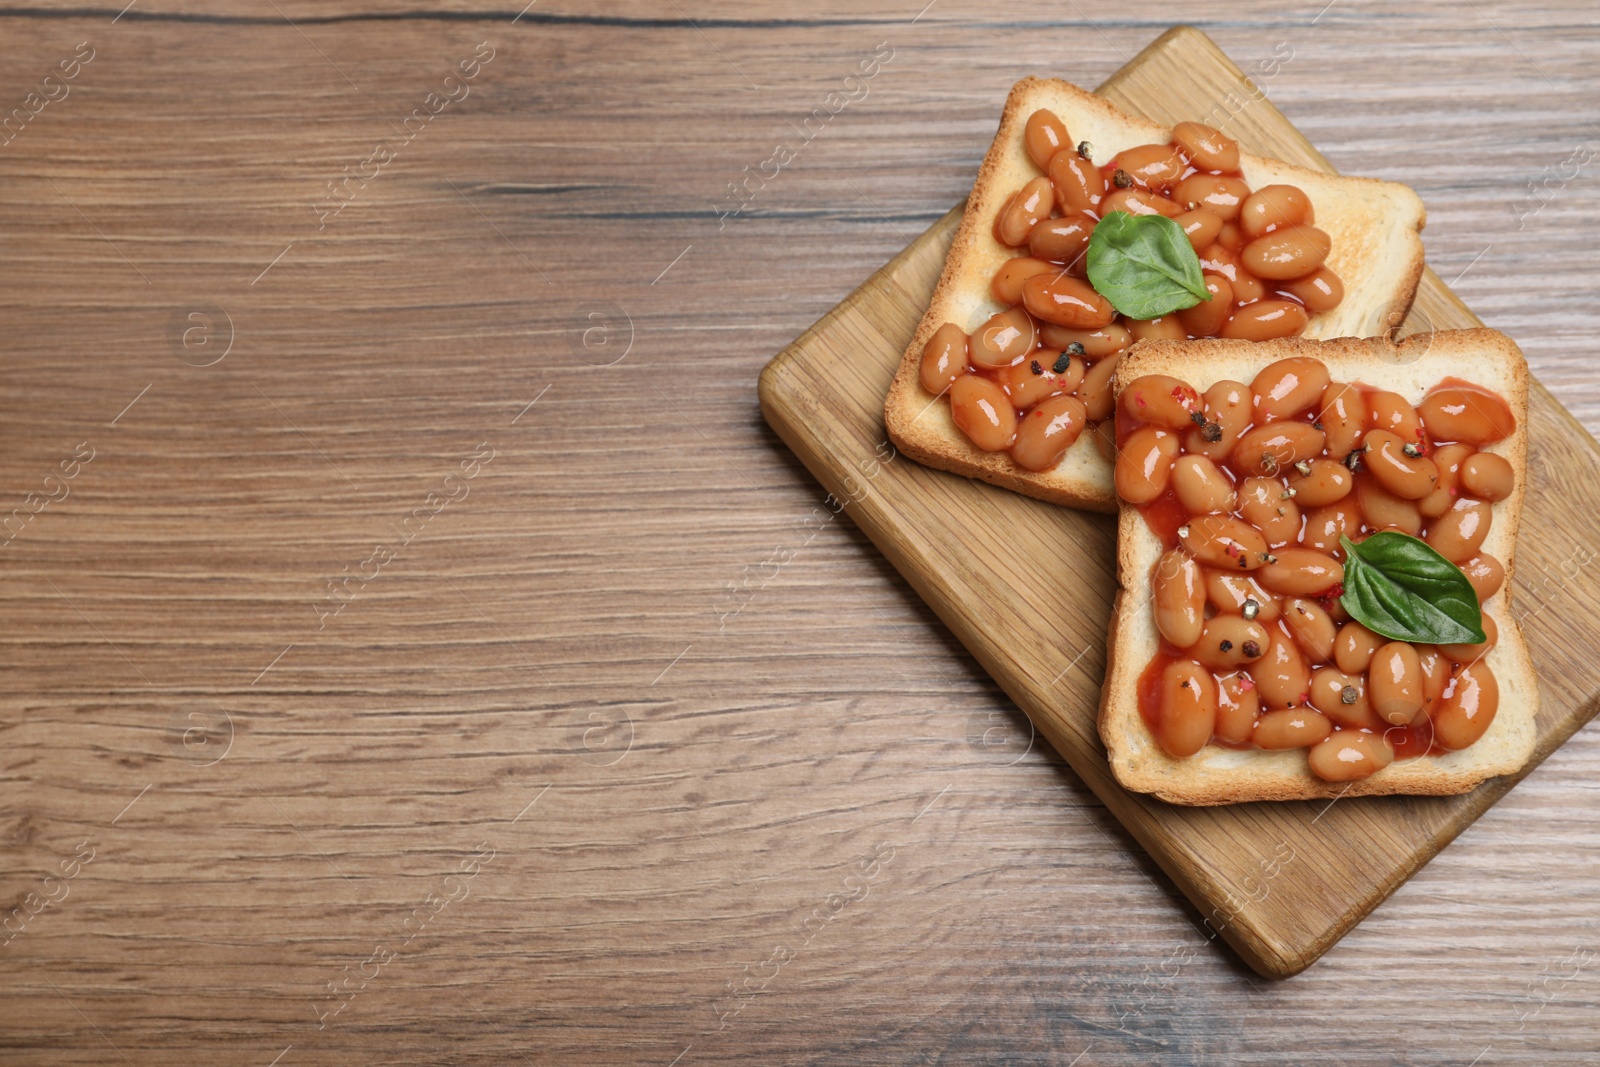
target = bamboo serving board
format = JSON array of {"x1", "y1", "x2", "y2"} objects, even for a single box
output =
[{"x1": 758, "y1": 26, "x2": 1600, "y2": 978}]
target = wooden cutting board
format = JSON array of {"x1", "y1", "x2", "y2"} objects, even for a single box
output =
[{"x1": 758, "y1": 25, "x2": 1600, "y2": 979}]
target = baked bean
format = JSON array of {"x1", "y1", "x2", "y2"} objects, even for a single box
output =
[
  {"x1": 1215, "y1": 672, "x2": 1260, "y2": 744},
  {"x1": 1183, "y1": 379, "x2": 1252, "y2": 461},
  {"x1": 1181, "y1": 515, "x2": 1269, "y2": 570},
  {"x1": 1172, "y1": 174, "x2": 1251, "y2": 219},
  {"x1": 1369, "y1": 642, "x2": 1424, "y2": 726},
  {"x1": 968, "y1": 307, "x2": 1037, "y2": 369},
  {"x1": 1219, "y1": 299, "x2": 1310, "y2": 341},
  {"x1": 1253, "y1": 708, "x2": 1330, "y2": 749},
  {"x1": 1334, "y1": 621, "x2": 1383, "y2": 674},
  {"x1": 1284, "y1": 598, "x2": 1337, "y2": 662},
  {"x1": 1039, "y1": 322, "x2": 1132, "y2": 358},
  {"x1": 1241, "y1": 226, "x2": 1332, "y2": 281},
  {"x1": 1301, "y1": 502, "x2": 1356, "y2": 554},
  {"x1": 1460, "y1": 452, "x2": 1515, "y2": 501},
  {"x1": 993, "y1": 175, "x2": 1054, "y2": 247},
  {"x1": 1023, "y1": 108, "x2": 1071, "y2": 170},
  {"x1": 1216, "y1": 221, "x2": 1245, "y2": 252},
  {"x1": 918, "y1": 322, "x2": 968, "y2": 394},
  {"x1": 1287, "y1": 459, "x2": 1352, "y2": 507},
  {"x1": 1461, "y1": 554, "x2": 1505, "y2": 603},
  {"x1": 1045, "y1": 351, "x2": 1087, "y2": 395},
  {"x1": 1100, "y1": 188, "x2": 1184, "y2": 219},
  {"x1": 1367, "y1": 390, "x2": 1423, "y2": 444},
  {"x1": 1176, "y1": 272, "x2": 1233, "y2": 337},
  {"x1": 949, "y1": 375, "x2": 1017, "y2": 451},
  {"x1": 1254, "y1": 626, "x2": 1311, "y2": 709},
  {"x1": 1198, "y1": 243, "x2": 1242, "y2": 282},
  {"x1": 1238, "y1": 476, "x2": 1300, "y2": 547},
  {"x1": 1253, "y1": 356, "x2": 1332, "y2": 421},
  {"x1": 991, "y1": 256, "x2": 1060, "y2": 306},
  {"x1": 995, "y1": 356, "x2": 1067, "y2": 411},
  {"x1": 1239, "y1": 184, "x2": 1313, "y2": 239},
  {"x1": 1309, "y1": 668, "x2": 1384, "y2": 730},
  {"x1": 1011, "y1": 394, "x2": 1089, "y2": 471},
  {"x1": 1176, "y1": 209, "x2": 1224, "y2": 254},
  {"x1": 1418, "y1": 385, "x2": 1517, "y2": 445},
  {"x1": 1093, "y1": 417, "x2": 1117, "y2": 462},
  {"x1": 1127, "y1": 316, "x2": 1188, "y2": 342},
  {"x1": 1418, "y1": 645, "x2": 1449, "y2": 714},
  {"x1": 1424, "y1": 497, "x2": 1491, "y2": 563},
  {"x1": 1172, "y1": 455, "x2": 1236, "y2": 514},
  {"x1": 1307, "y1": 729, "x2": 1394, "y2": 782},
  {"x1": 1317, "y1": 381, "x2": 1367, "y2": 459},
  {"x1": 1115, "y1": 426, "x2": 1180, "y2": 504},
  {"x1": 1028, "y1": 214, "x2": 1096, "y2": 266},
  {"x1": 1438, "y1": 611, "x2": 1498, "y2": 665},
  {"x1": 1230, "y1": 272, "x2": 1266, "y2": 305},
  {"x1": 1172, "y1": 121, "x2": 1240, "y2": 172},
  {"x1": 1044, "y1": 351, "x2": 1087, "y2": 398},
  {"x1": 1353, "y1": 474, "x2": 1423, "y2": 536},
  {"x1": 1364, "y1": 429, "x2": 1440, "y2": 500},
  {"x1": 1418, "y1": 442, "x2": 1473, "y2": 518},
  {"x1": 1022, "y1": 272, "x2": 1117, "y2": 329},
  {"x1": 1192, "y1": 615, "x2": 1273, "y2": 671},
  {"x1": 1153, "y1": 549, "x2": 1205, "y2": 648},
  {"x1": 1079, "y1": 352, "x2": 1121, "y2": 422},
  {"x1": 1156, "y1": 659, "x2": 1217, "y2": 758},
  {"x1": 1204, "y1": 568, "x2": 1280, "y2": 621},
  {"x1": 1112, "y1": 143, "x2": 1185, "y2": 192},
  {"x1": 1050, "y1": 151, "x2": 1105, "y2": 216},
  {"x1": 1258, "y1": 548, "x2": 1344, "y2": 597},
  {"x1": 1279, "y1": 267, "x2": 1345, "y2": 314},
  {"x1": 1231, "y1": 421, "x2": 1326, "y2": 477},
  {"x1": 1433, "y1": 661, "x2": 1499, "y2": 750}
]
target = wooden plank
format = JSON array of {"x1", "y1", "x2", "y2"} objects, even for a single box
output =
[
  {"x1": 0, "y1": 5, "x2": 1596, "y2": 1061},
  {"x1": 759, "y1": 25, "x2": 1600, "y2": 978}
]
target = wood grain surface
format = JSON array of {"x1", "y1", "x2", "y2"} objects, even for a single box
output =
[
  {"x1": 761, "y1": 23, "x2": 1600, "y2": 979},
  {"x1": 0, "y1": 2, "x2": 1596, "y2": 1064}
]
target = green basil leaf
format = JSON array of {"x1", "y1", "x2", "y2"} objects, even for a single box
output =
[
  {"x1": 1085, "y1": 211, "x2": 1211, "y2": 320},
  {"x1": 1338, "y1": 533, "x2": 1486, "y2": 645}
]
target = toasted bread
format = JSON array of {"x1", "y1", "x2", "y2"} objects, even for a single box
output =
[
  {"x1": 884, "y1": 76, "x2": 1427, "y2": 514},
  {"x1": 1099, "y1": 329, "x2": 1536, "y2": 804}
]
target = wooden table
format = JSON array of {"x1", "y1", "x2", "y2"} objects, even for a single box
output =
[{"x1": 1, "y1": 3, "x2": 1596, "y2": 1063}]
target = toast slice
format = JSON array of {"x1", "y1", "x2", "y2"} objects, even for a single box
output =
[
  {"x1": 1100, "y1": 329, "x2": 1537, "y2": 804},
  {"x1": 884, "y1": 76, "x2": 1427, "y2": 513}
]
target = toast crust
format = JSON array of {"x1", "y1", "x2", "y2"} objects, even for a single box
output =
[
  {"x1": 1098, "y1": 329, "x2": 1537, "y2": 804},
  {"x1": 884, "y1": 76, "x2": 1427, "y2": 514}
]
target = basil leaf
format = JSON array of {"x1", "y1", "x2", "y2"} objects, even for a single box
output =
[
  {"x1": 1338, "y1": 533, "x2": 1486, "y2": 645},
  {"x1": 1085, "y1": 211, "x2": 1211, "y2": 320}
]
